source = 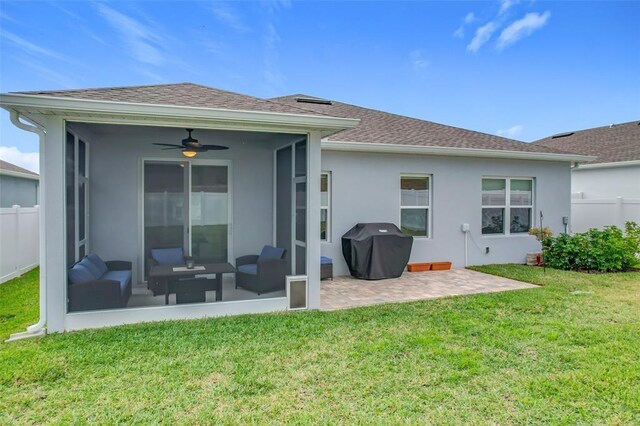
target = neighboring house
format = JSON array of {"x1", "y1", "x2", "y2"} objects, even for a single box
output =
[
  {"x1": 535, "y1": 121, "x2": 640, "y2": 231},
  {"x1": 0, "y1": 160, "x2": 39, "y2": 207},
  {"x1": 0, "y1": 83, "x2": 591, "y2": 336}
]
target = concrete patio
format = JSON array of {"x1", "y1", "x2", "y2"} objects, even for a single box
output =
[{"x1": 320, "y1": 268, "x2": 537, "y2": 310}]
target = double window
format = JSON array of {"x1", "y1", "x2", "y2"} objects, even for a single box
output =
[
  {"x1": 482, "y1": 177, "x2": 533, "y2": 235},
  {"x1": 400, "y1": 175, "x2": 431, "y2": 238},
  {"x1": 320, "y1": 172, "x2": 331, "y2": 242}
]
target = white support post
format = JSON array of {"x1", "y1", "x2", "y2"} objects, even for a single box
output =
[
  {"x1": 43, "y1": 116, "x2": 67, "y2": 333},
  {"x1": 306, "y1": 131, "x2": 322, "y2": 310}
]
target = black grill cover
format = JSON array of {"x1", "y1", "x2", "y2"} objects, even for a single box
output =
[{"x1": 341, "y1": 223, "x2": 413, "y2": 280}]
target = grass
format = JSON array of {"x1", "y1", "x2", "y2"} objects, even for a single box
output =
[{"x1": 1, "y1": 265, "x2": 639, "y2": 424}]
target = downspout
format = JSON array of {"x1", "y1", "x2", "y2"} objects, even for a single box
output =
[{"x1": 9, "y1": 110, "x2": 47, "y2": 337}]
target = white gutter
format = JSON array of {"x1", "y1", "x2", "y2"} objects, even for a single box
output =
[
  {"x1": 573, "y1": 159, "x2": 640, "y2": 170},
  {"x1": 0, "y1": 168, "x2": 39, "y2": 181},
  {"x1": 0, "y1": 93, "x2": 360, "y2": 132},
  {"x1": 322, "y1": 140, "x2": 597, "y2": 163},
  {"x1": 6, "y1": 110, "x2": 47, "y2": 342}
]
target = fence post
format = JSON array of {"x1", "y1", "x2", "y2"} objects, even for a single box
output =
[
  {"x1": 615, "y1": 197, "x2": 624, "y2": 229},
  {"x1": 12, "y1": 205, "x2": 21, "y2": 278}
]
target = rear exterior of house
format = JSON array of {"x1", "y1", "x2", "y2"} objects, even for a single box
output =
[
  {"x1": 535, "y1": 121, "x2": 640, "y2": 232},
  {"x1": 0, "y1": 83, "x2": 591, "y2": 336}
]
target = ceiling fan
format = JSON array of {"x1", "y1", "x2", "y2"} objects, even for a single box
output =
[{"x1": 153, "y1": 129, "x2": 229, "y2": 158}]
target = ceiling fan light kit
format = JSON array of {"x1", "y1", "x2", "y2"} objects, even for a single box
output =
[{"x1": 152, "y1": 128, "x2": 229, "y2": 158}]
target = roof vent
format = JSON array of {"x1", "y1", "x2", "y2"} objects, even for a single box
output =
[
  {"x1": 295, "y1": 97, "x2": 332, "y2": 105},
  {"x1": 609, "y1": 123, "x2": 614, "y2": 128},
  {"x1": 551, "y1": 132, "x2": 574, "y2": 139}
]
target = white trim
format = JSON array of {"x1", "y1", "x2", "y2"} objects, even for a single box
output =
[
  {"x1": 573, "y1": 160, "x2": 640, "y2": 170},
  {"x1": 0, "y1": 168, "x2": 39, "y2": 181},
  {"x1": 481, "y1": 177, "x2": 535, "y2": 237},
  {"x1": 0, "y1": 94, "x2": 359, "y2": 134},
  {"x1": 399, "y1": 174, "x2": 432, "y2": 239},
  {"x1": 64, "y1": 297, "x2": 288, "y2": 331},
  {"x1": 320, "y1": 171, "x2": 331, "y2": 243},
  {"x1": 322, "y1": 140, "x2": 596, "y2": 163}
]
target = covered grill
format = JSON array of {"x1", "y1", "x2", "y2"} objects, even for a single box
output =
[{"x1": 341, "y1": 223, "x2": 413, "y2": 280}]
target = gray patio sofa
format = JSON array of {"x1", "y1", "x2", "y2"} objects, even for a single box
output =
[{"x1": 67, "y1": 254, "x2": 132, "y2": 312}]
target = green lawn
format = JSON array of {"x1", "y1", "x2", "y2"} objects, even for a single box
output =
[{"x1": 1, "y1": 265, "x2": 639, "y2": 424}]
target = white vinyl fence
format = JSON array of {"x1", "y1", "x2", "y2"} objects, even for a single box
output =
[
  {"x1": 0, "y1": 205, "x2": 39, "y2": 284},
  {"x1": 571, "y1": 196, "x2": 640, "y2": 233}
]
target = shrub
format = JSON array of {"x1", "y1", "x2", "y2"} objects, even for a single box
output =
[
  {"x1": 543, "y1": 221, "x2": 640, "y2": 272},
  {"x1": 529, "y1": 227, "x2": 553, "y2": 242}
]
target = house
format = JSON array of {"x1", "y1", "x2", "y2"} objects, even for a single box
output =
[
  {"x1": 0, "y1": 159, "x2": 39, "y2": 208},
  {"x1": 535, "y1": 121, "x2": 640, "y2": 231},
  {"x1": 0, "y1": 83, "x2": 592, "y2": 337}
]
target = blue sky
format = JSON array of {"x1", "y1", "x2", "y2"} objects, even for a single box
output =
[{"x1": 1, "y1": 0, "x2": 639, "y2": 172}]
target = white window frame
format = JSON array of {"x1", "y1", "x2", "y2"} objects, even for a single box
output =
[
  {"x1": 320, "y1": 171, "x2": 331, "y2": 242},
  {"x1": 67, "y1": 130, "x2": 90, "y2": 263},
  {"x1": 481, "y1": 177, "x2": 535, "y2": 236},
  {"x1": 399, "y1": 174, "x2": 431, "y2": 239}
]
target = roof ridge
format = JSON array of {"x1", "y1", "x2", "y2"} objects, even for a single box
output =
[
  {"x1": 543, "y1": 119, "x2": 640, "y2": 140},
  {"x1": 13, "y1": 82, "x2": 201, "y2": 95},
  {"x1": 272, "y1": 93, "x2": 541, "y2": 146}
]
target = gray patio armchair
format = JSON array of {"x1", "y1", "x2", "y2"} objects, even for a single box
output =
[{"x1": 235, "y1": 245, "x2": 288, "y2": 295}]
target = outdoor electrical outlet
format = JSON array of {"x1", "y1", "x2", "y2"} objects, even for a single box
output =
[{"x1": 485, "y1": 247, "x2": 490, "y2": 254}]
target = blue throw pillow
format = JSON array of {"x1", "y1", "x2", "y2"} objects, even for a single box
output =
[
  {"x1": 68, "y1": 264, "x2": 94, "y2": 285},
  {"x1": 259, "y1": 245, "x2": 285, "y2": 260},
  {"x1": 78, "y1": 258, "x2": 100, "y2": 280},
  {"x1": 87, "y1": 253, "x2": 108, "y2": 277}
]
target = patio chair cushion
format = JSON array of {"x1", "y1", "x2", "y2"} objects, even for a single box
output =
[
  {"x1": 151, "y1": 247, "x2": 185, "y2": 265},
  {"x1": 78, "y1": 258, "x2": 101, "y2": 280},
  {"x1": 321, "y1": 256, "x2": 333, "y2": 265},
  {"x1": 259, "y1": 245, "x2": 285, "y2": 261},
  {"x1": 87, "y1": 253, "x2": 109, "y2": 277},
  {"x1": 68, "y1": 264, "x2": 95, "y2": 284},
  {"x1": 102, "y1": 270, "x2": 132, "y2": 294},
  {"x1": 237, "y1": 264, "x2": 258, "y2": 275}
]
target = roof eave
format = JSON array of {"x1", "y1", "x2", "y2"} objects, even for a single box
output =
[
  {"x1": 0, "y1": 93, "x2": 360, "y2": 135},
  {"x1": 321, "y1": 140, "x2": 596, "y2": 163},
  {"x1": 0, "y1": 168, "x2": 39, "y2": 180},
  {"x1": 573, "y1": 159, "x2": 640, "y2": 170}
]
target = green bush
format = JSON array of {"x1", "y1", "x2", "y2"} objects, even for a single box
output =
[{"x1": 543, "y1": 221, "x2": 640, "y2": 272}]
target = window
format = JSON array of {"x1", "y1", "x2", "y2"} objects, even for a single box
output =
[
  {"x1": 320, "y1": 172, "x2": 331, "y2": 242},
  {"x1": 400, "y1": 175, "x2": 430, "y2": 237},
  {"x1": 482, "y1": 178, "x2": 533, "y2": 235}
]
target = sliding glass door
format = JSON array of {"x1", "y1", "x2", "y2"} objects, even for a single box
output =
[{"x1": 143, "y1": 160, "x2": 231, "y2": 278}]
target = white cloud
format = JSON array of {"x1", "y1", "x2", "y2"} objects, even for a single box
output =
[
  {"x1": 0, "y1": 146, "x2": 39, "y2": 173},
  {"x1": 497, "y1": 11, "x2": 551, "y2": 50},
  {"x1": 210, "y1": 2, "x2": 249, "y2": 32},
  {"x1": 464, "y1": 12, "x2": 476, "y2": 24},
  {"x1": 497, "y1": 125, "x2": 524, "y2": 139},
  {"x1": 499, "y1": 0, "x2": 520, "y2": 15},
  {"x1": 467, "y1": 21, "x2": 499, "y2": 52},
  {"x1": 0, "y1": 30, "x2": 68, "y2": 61},
  {"x1": 96, "y1": 4, "x2": 166, "y2": 66},
  {"x1": 410, "y1": 49, "x2": 430, "y2": 69},
  {"x1": 453, "y1": 26, "x2": 465, "y2": 39}
]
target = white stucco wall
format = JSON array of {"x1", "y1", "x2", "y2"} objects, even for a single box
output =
[
  {"x1": 321, "y1": 150, "x2": 571, "y2": 275},
  {"x1": 571, "y1": 165, "x2": 640, "y2": 199},
  {"x1": 80, "y1": 124, "x2": 297, "y2": 285}
]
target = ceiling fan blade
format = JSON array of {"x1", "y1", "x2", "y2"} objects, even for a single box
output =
[
  {"x1": 153, "y1": 143, "x2": 184, "y2": 148},
  {"x1": 200, "y1": 145, "x2": 229, "y2": 151},
  {"x1": 161, "y1": 147, "x2": 183, "y2": 150}
]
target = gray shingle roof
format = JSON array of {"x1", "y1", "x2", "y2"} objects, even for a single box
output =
[
  {"x1": 0, "y1": 160, "x2": 38, "y2": 176},
  {"x1": 271, "y1": 94, "x2": 569, "y2": 154},
  {"x1": 14, "y1": 83, "x2": 326, "y2": 116},
  {"x1": 534, "y1": 120, "x2": 640, "y2": 164}
]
